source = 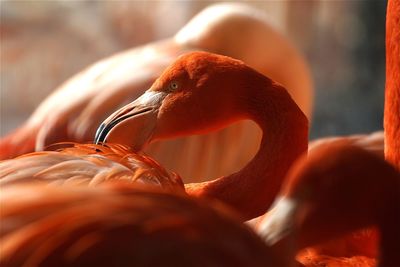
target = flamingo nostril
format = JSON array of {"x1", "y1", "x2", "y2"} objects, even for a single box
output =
[{"x1": 117, "y1": 106, "x2": 135, "y2": 117}]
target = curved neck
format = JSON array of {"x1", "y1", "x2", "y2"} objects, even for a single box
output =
[
  {"x1": 384, "y1": 0, "x2": 400, "y2": 170},
  {"x1": 187, "y1": 73, "x2": 308, "y2": 220}
]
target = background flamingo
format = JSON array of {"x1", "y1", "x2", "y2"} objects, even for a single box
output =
[
  {"x1": 257, "y1": 1, "x2": 399, "y2": 265},
  {"x1": 384, "y1": 0, "x2": 400, "y2": 170},
  {"x1": 0, "y1": 183, "x2": 280, "y2": 267},
  {"x1": 258, "y1": 143, "x2": 400, "y2": 267},
  {"x1": 0, "y1": 3, "x2": 313, "y2": 184}
]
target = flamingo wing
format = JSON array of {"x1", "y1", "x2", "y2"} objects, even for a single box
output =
[
  {"x1": 0, "y1": 183, "x2": 277, "y2": 267},
  {"x1": 0, "y1": 143, "x2": 183, "y2": 191}
]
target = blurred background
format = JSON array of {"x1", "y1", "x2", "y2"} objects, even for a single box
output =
[{"x1": 0, "y1": 1, "x2": 386, "y2": 139}]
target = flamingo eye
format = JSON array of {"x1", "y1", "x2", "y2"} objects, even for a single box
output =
[{"x1": 169, "y1": 81, "x2": 179, "y2": 91}]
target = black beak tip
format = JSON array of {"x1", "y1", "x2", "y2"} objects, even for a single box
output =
[
  {"x1": 94, "y1": 123, "x2": 106, "y2": 144},
  {"x1": 94, "y1": 106, "x2": 153, "y2": 145}
]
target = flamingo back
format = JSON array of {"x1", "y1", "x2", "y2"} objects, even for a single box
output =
[
  {"x1": 0, "y1": 183, "x2": 276, "y2": 267},
  {"x1": 0, "y1": 143, "x2": 183, "y2": 191}
]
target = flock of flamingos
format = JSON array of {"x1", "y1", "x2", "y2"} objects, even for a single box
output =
[{"x1": 0, "y1": 1, "x2": 398, "y2": 267}]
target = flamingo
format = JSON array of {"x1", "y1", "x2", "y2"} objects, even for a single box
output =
[
  {"x1": 257, "y1": 2, "x2": 400, "y2": 264},
  {"x1": 0, "y1": 183, "x2": 280, "y2": 267},
  {"x1": 0, "y1": 51, "x2": 309, "y2": 221},
  {"x1": 258, "y1": 143, "x2": 400, "y2": 267},
  {"x1": 384, "y1": 0, "x2": 400, "y2": 170},
  {"x1": 0, "y1": 3, "x2": 313, "y2": 183}
]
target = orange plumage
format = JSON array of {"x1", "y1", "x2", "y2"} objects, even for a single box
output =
[
  {"x1": 0, "y1": 143, "x2": 183, "y2": 191},
  {"x1": 259, "y1": 143, "x2": 400, "y2": 267},
  {"x1": 309, "y1": 131, "x2": 384, "y2": 159},
  {"x1": 1, "y1": 52, "x2": 309, "y2": 222},
  {"x1": 258, "y1": 1, "x2": 399, "y2": 265},
  {"x1": 0, "y1": 183, "x2": 279, "y2": 267},
  {"x1": 94, "y1": 51, "x2": 309, "y2": 220},
  {"x1": 384, "y1": 0, "x2": 400, "y2": 170}
]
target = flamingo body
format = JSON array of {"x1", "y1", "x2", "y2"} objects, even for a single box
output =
[
  {"x1": 309, "y1": 131, "x2": 384, "y2": 159},
  {"x1": 0, "y1": 183, "x2": 278, "y2": 267}
]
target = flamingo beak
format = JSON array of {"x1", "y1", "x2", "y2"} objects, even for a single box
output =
[
  {"x1": 94, "y1": 90, "x2": 167, "y2": 151},
  {"x1": 257, "y1": 197, "x2": 297, "y2": 245}
]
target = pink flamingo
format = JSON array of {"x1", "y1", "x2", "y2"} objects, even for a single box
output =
[
  {"x1": 259, "y1": 143, "x2": 400, "y2": 267},
  {"x1": 258, "y1": 1, "x2": 400, "y2": 265},
  {"x1": 0, "y1": 51, "x2": 309, "y2": 221}
]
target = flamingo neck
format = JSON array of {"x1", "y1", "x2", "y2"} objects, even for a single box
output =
[
  {"x1": 384, "y1": 0, "x2": 400, "y2": 170},
  {"x1": 187, "y1": 74, "x2": 308, "y2": 220}
]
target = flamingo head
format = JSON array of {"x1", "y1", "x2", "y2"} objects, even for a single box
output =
[
  {"x1": 259, "y1": 143, "x2": 397, "y2": 250},
  {"x1": 95, "y1": 51, "x2": 256, "y2": 151}
]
